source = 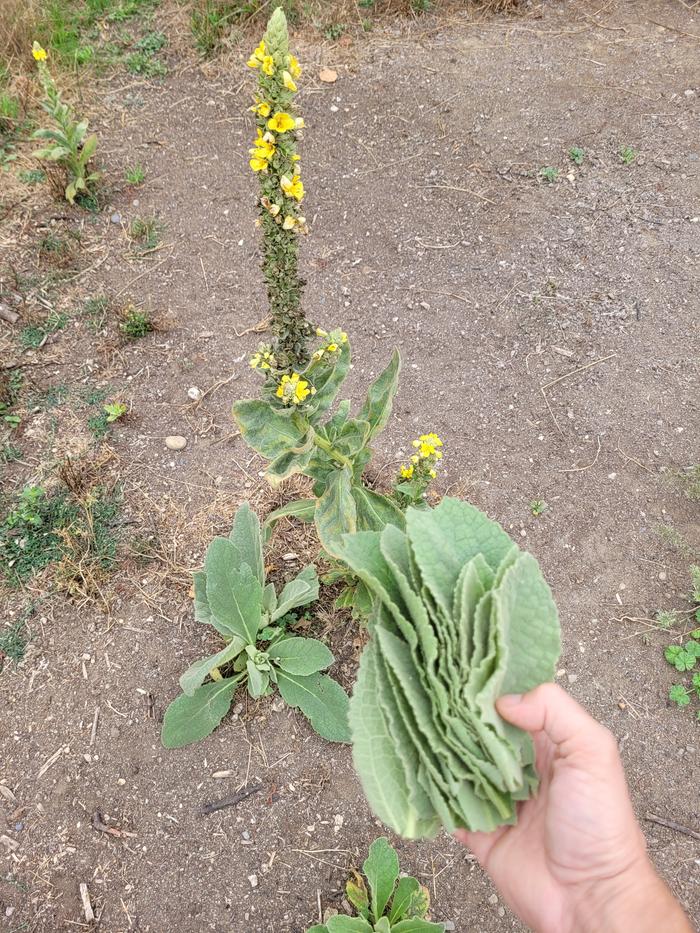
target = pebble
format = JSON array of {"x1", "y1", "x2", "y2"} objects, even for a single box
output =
[
  {"x1": 165, "y1": 435, "x2": 187, "y2": 451},
  {"x1": 488, "y1": 894, "x2": 498, "y2": 905},
  {"x1": 567, "y1": 673, "x2": 578, "y2": 684},
  {"x1": 658, "y1": 571, "x2": 667, "y2": 581},
  {"x1": 282, "y1": 552, "x2": 299, "y2": 561},
  {"x1": 187, "y1": 386, "x2": 203, "y2": 401},
  {"x1": 443, "y1": 923, "x2": 455, "y2": 931},
  {"x1": 248, "y1": 874, "x2": 258, "y2": 889},
  {"x1": 110, "y1": 212, "x2": 121, "y2": 224}
]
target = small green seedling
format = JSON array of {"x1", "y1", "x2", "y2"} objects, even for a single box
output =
[
  {"x1": 125, "y1": 163, "x2": 146, "y2": 185},
  {"x1": 619, "y1": 146, "x2": 636, "y2": 165},
  {"x1": 129, "y1": 216, "x2": 163, "y2": 254},
  {"x1": 539, "y1": 166, "x2": 559, "y2": 184},
  {"x1": 119, "y1": 306, "x2": 152, "y2": 339},
  {"x1": 669, "y1": 684, "x2": 691, "y2": 707},
  {"x1": 529, "y1": 498, "x2": 548, "y2": 517},
  {"x1": 568, "y1": 146, "x2": 585, "y2": 166},
  {"x1": 104, "y1": 402, "x2": 127, "y2": 422},
  {"x1": 655, "y1": 609, "x2": 679, "y2": 630},
  {"x1": 323, "y1": 23, "x2": 345, "y2": 40},
  {"x1": 307, "y1": 837, "x2": 444, "y2": 932},
  {"x1": 161, "y1": 503, "x2": 350, "y2": 748}
]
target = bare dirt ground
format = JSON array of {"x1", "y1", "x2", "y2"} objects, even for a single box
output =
[{"x1": 1, "y1": 0, "x2": 699, "y2": 930}]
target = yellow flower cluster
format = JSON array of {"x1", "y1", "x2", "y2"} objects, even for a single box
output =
[
  {"x1": 250, "y1": 346, "x2": 276, "y2": 370},
  {"x1": 281, "y1": 173, "x2": 304, "y2": 201},
  {"x1": 249, "y1": 128, "x2": 276, "y2": 173},
  {"x1": 276, "y1": 372, "x2": 316, "y2": 405},
  {"x1": 247, "y1": 39, "x2": 275, "y2": 75},
  {"x1": 32, "y1": 42, "x2": 48, "y2": 62},
  {"x1": 412, "y1": 433, "x2": 443, "y2": 460},
  {"x1": 313, "y1": 328, "x2": 348, "y2": 361}
]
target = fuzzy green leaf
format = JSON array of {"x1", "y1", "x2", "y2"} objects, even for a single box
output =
[
  {"x1": 232, "y1": 399, "x2": 307, "y2": 460},
  {"x1": 391, "y1": 921, "x2": 445, "y2": 932},
  {"x1": 271, "y1": 564, "x2": 319, "y2": 620},
  {"x1": 357, "y1": 349, "x2": 401, "y2": 440},
  {"x1": 228, "y1": 501, "x2": 265, "y2": 585},
  {"x1": 388, "y1": 878, "x2": 422, "y2": 923},
  {"x1": 277, "y1": 669, "x2": 351, "y2": 742},
  {"x1": 179, "y1": 637, "x2": 245, "y2": 696},
  {"x1": 263, "y1": 498, "x2": 316, "y2": 542},
  {"x1": 205, "y1": 544, "x2": 263, "y2": 643},
  {"x1": 161, "y1": 678, "x2": 238, "y2": 748},
  {"x1": 325, "y1": 918, "x2": 373, "y2": 933},
  {"x1": 353, "y1": 485, "x2": 405, "y2": 533},
  {"x1": 315, "y1": 467, "x2": 357, "y2": 558},
  {"x1": 307, "y1": 340, "x2": 350, "y2": 420},
  {"x1": 268, "y1": 636, "x2": 334, "y2": 675},
  {"x1": 363, "y1": 837, "x2": 399, "y2": 921},
  {"x1": 193, "y1": 570, "x2": 213, "y2": 624}
]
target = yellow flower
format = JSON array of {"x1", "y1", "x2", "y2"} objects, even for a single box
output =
[
  {"x1": 282, "y1": 71, "x2": 297, "y2": 92},
  {"x1": 316, "y1": 328, "x2": 328, "y2": 337},
  {"x1": 400, "y1": 465, "x2": 414, "y2": 480},
  {"x1": 287, "y1": 54, "x2": 301, "y2": 78},
  {"x1": 250, "y1": 141, "x2": 275, "y2": 161},
  {"x1": 280, "y1": 173, "x2": 304, "y2": 201},
  {"x1": 32, "y1": 42, "x2": 47, "y2": 62},
  {"x1": 267, "y1": 112, "x2": 296, "y2": 134},
  {"x1": 429, "y1": 469, "x2": 437, "y2": 478},
  {"x1": 339, "y1": 332, "x2": 348, "y2": 343},
  {"x1": 261, "y1": 55, "x2": 275, "y2": 77},
  {"x1": 250, "y1": 348, "x2": 276, "y2": 370},
  {"x1": 420, "y1": 433, "x2": 443, "y2": 448},
  {"x1": 282, "y1": 216, "x2": 296, "y2": 230},
  {"x1": 250, "y1": 100, "x2": 271, "y2": 117},
  {"x1": 410, "y1": 455, "x2": 419, "y2": 464},
  {"x1": 249, "y1": 157, "x2": 269, "y2": 173},
  {"x1": 247, "y1": 39, "x2": 266, "y2": 68},
  {"x1": 276, "y1": 372, "x2": 315, "y2": 405}
]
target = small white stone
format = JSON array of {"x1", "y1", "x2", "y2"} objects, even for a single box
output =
[
  {"x1": 165, "y1": 435, "x2": 187, "y2": 451},
  {"x1": 187, "y1": 386, "x2": 203, "y2": 401},
  {"x1": 282, "y1": 552, "x2": 298, "y2": 561},
  {"x1": 248, "y1": 874, "x2": 258, "y2": 888}
]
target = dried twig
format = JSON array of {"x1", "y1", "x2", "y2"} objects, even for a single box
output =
[
  {"x1": 201, "y1": 782, "x2": 263, "y2": 815},
  {"x1": 234, "y1": 317, "x2": 270, "y2": 338},
  {"x1": 79, "y1": 883, "x2": 95, "y2": 923},
  {"x1": 559, "y1": 436, "x2": 601, "y2": 473},
  {"x1": 644, "y1": 813, "x2": 700, "y2": 842}
]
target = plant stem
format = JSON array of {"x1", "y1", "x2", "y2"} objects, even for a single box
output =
[{"x1": 311, "y1": 429, "x2": 353, "y2": 469}]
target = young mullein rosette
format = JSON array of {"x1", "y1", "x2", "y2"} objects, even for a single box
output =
[
  {"x1": 394, "y1": 433, "x2": 443, "y2": 506},
  {"x1": 247, "y1": 8, "x2": 311, "y2": 371},
  {"x1": 30, "y1": 42, "x2": 100, "y2": 204}
]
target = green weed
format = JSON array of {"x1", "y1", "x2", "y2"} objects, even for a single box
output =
[
  {"x1": 619, "y1": 145, "x2": 636, "y2": 165},
  {"x1": 529, "y1": 499, "x2": 548, "y2": 517},
  {"x1": 0, "y1": 92, "x2": 19, "y2": 129},
  {"x1": 81, "y1": 295, "x2": 110, "y2": 332},
  {"x1": 0, "y1": 442, "x2": 22, "y2": 463},
  {"x1": 125, "y1": 162, "x2": 146, "y2": 185},
  {"x1": 119, "y1": 305, "x2": 152, "y2": 339},
  {"x1": 568, "y1": 146, "x2": 584, "y2": 166},
  {"x1": 129, "y1": 215, "x2": 163, "y2": 253},
  {"x1": 126, "y1": 31, "x2": 166, "y2": 76},
  {"x1": 191, "y1": 1, "x2": 239, "y2": 56},
  {"x1": 323, "y1": 23, "x2": 345, "y2": 40},
  {"x1": 0, "y1": 617, "x2": 30, "y2": 662},
  {"x1": 19, "y1": 310, "x2": 69, "y2": 349},
  {"x1": 670, "y1": 465, "x2": 700, "y2": 502},
  {"x1": 539, "y1": 166, "x2": 559, "y2": 184},
  {"x1": 19, "y1": 168, "x2": 46, "y2": 184}
]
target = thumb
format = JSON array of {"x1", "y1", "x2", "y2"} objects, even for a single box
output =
[{"x1": 496, "y1": 683, "x2": 610, "y2": 753}]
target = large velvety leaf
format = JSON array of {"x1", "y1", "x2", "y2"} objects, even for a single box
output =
[
  {"x1": 203, "y1": 540, "x2": 255, "y2": 639},
  {"x1": 391, "y1": 921, "x2": 445, "y2": 932},
  {"x1": 352, "y1": 485, "x2": 405, "y2": 533},
  {"x1": 193, "y1": 570, "x2": 212, "y2": 624},
  {"x1": 268, "y1": 636, "x2": 334, "y2": 675},
  {"x1": 179, "y1": 637, "x2": 245, "y2": 696},
  {"x1": 271, "y1": 564, "x2": 319, "y2": 620},
  {"x1": 406, "y1": 499, "x2": 514, "y2": 618},
  {"x1": 357, "y1": 349, "x2": 401, "y2": 440},
  {"x1": 306, "y1": 340, "x2": 351, "y2": 420},
  {"x1": 263, "y1": 498, "x2": 316, "y2": 543},
  {"x1": 206, "y1": 547, "x2": 263, "y2": 644},
  {"x1": 362, "y1": 837, "x2": 399, "y2": 922},
  {"x1": 229, "y1": 501, "x2": 265, "y2": 585},
  {"x1": 315, "y1": 467, "x2": 357, "y2": 558},
  {"x1": 232, "y1": 399, "x2": 307, "y2": 460},
  {"x1": 266, "y1": 436, "x2": 315, "y2": 488},
  {"x1": 161, "y1": 678, "x2": 239, "y2": 748},
  {"x1": 349, "y1": 643, "x2": 423, "y2": 836},
  {"x1": 277, "y1": 669, "x2": 351, "y2": 742},
  {"x1": 325, "y1": 917, "x2": 373, "y2": 933},
  {"x1": 388, "y1": 877, "x2": 421, "y2": 923}
]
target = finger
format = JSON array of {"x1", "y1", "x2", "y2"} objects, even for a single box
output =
[{"x1": 496, "y1": 683, "x2": 610, "y2": 751}]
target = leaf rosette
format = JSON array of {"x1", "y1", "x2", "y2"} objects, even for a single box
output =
[{"x1": 340, "y1": 497, "x2": 561, "y2": 838}]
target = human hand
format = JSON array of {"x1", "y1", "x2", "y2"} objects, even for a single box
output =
[{"x1": 455, "y1": 684, "x2": 693, "y2": 933}]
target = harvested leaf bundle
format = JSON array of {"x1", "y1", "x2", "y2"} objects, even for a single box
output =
[{"x1": 341, "y1": 498, "x2": 561, "y2": 838}]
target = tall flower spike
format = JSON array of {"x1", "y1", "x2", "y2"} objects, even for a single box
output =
[{"x1": 248, "y1": 7, "x2": 312, "y2": 372}]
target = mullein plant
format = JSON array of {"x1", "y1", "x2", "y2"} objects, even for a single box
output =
[
  {"x1": 247, "y1": 9, "x2": 311, "y2": 372},
  {"x1": 30, "y1": 43, "x2": 100, "y2": 205}
]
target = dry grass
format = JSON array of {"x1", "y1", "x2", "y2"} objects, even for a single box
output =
[{"x1": 0, "y1": 0, "x2": 39, "y2": 70}]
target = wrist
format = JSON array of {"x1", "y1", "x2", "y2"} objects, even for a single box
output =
[{"x1": 570, "y1": 858, "x2": 692, "y2": 933}]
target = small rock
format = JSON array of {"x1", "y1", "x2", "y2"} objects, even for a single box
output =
[
  {"x1": 488, "y1": 894, "x2": 498, "y2": 906},
  {"x1": 443, "y1": 923, "x2": 455, "y2": 932},
  {"x1": 248, "y1": 874, "x2": 258, "y2": 889},
  {"x1": 319, "y1": 67, "x2": 338, "y2": 83},
  {"x1": 187, "y1": 386, "x2": 203, "y2": 401},
  {"x1": 110, "y1": 212, "x2": 122, "y2": 224},
  {"x1": 165, "y1": 435, "x2": 187, "y2": 451},
  {"x1": 567, "y1": 673, "x2": 578, "y2": 684},
  {"x1": 658, "y1": 571, "x2": 667, "y2": 581},
  {"x1": 282, "y1": 552, "x2": 299, "y2": 561}
]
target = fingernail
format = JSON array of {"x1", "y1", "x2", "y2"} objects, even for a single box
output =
[{"x1": 497, "y1": 693, "x2": 523, "y2": 707}]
